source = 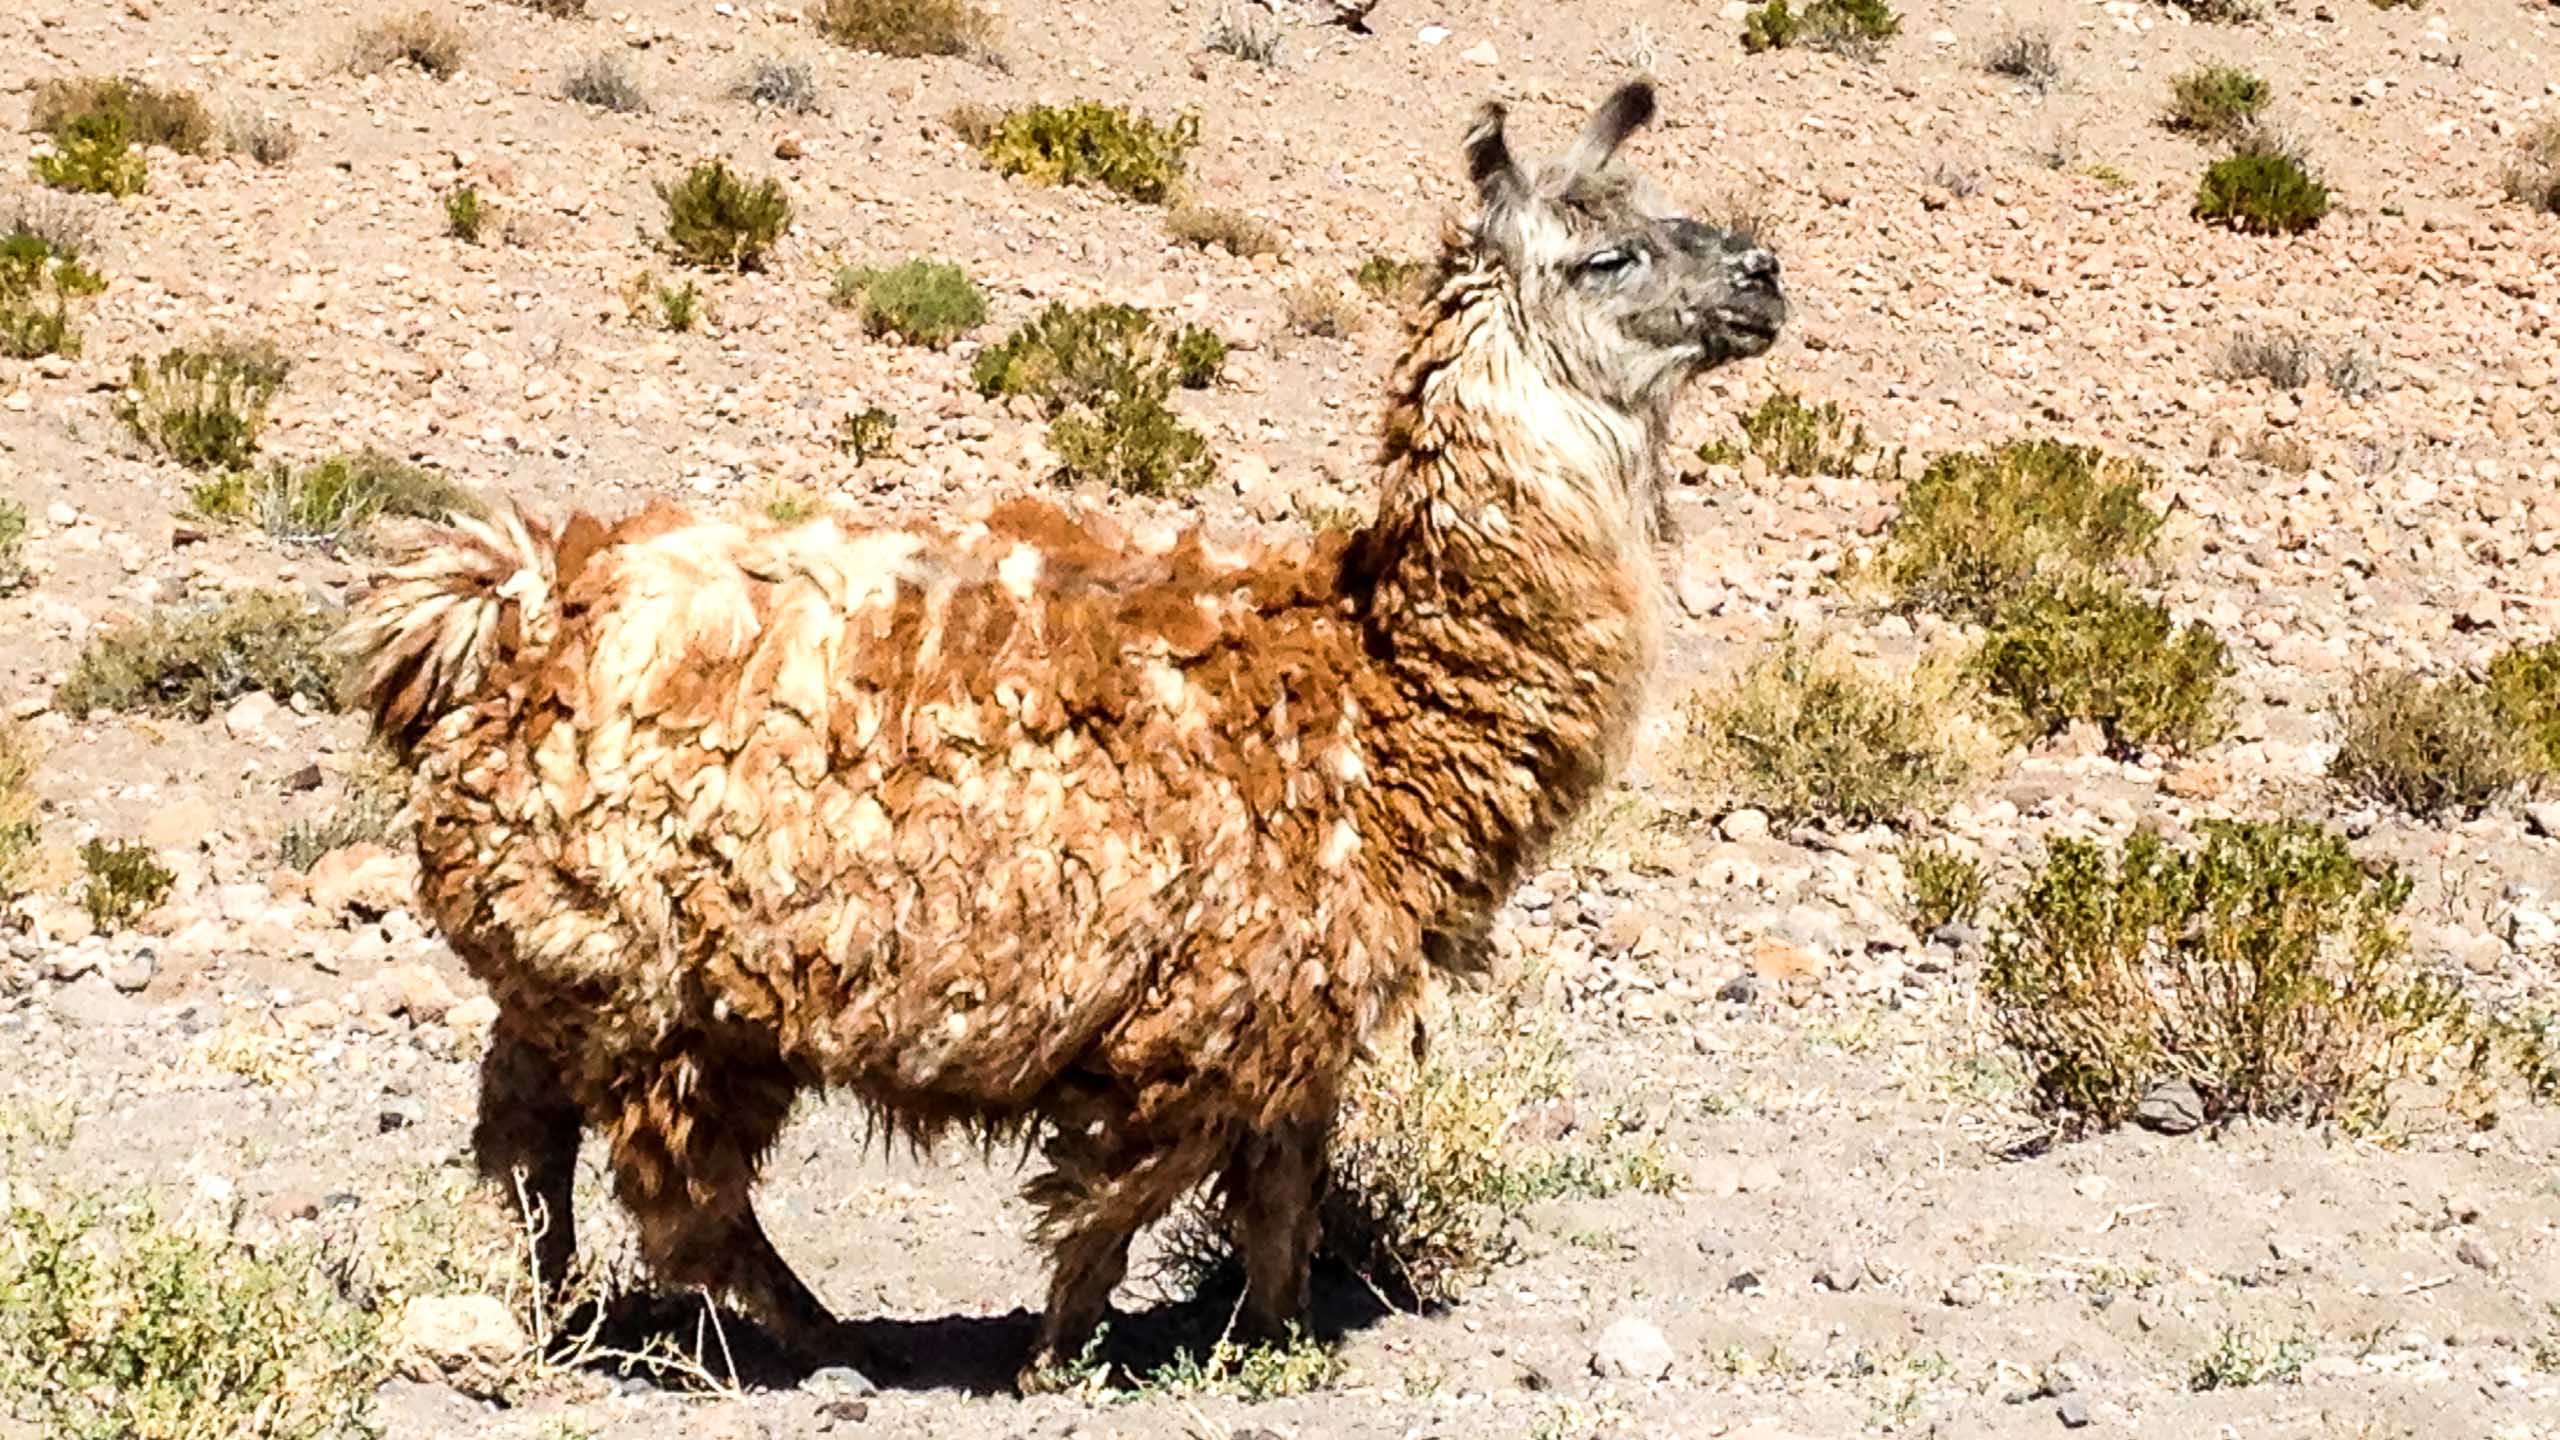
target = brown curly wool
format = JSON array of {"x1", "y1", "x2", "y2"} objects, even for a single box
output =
[{"x1": 339, "y1": 80, "x2": 1784, "y2": 1389}]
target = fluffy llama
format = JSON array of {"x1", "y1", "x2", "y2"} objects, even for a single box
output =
[{"x1": 341, "y1": 81, "x2": 1784, "y2": 1389}]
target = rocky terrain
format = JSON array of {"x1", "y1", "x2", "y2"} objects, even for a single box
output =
[{"x1": 4, "y1": 1, "x2": 2560, "y2": 1437}]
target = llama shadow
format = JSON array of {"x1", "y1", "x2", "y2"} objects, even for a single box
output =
[{"x1": 565, "y1": 1262, "x2": 1399, "y2": 1397}]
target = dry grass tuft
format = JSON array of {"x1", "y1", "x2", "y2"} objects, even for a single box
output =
[
  {"x1": 808, "y1": 0, "x2": 997, "y2": 60},
  {"x1": 1983, "y1": 28, "x2": 2059, "y2": 90},
  {"x1": 2330, "y1": 670, "x2": 2536, "y2": 819},
  {"x1": 351, "y1": 11, "x2": 470, "y2": 79},
  {"x1": 561, "y1": 54, "x2": 648, "y2": 114},
  {"x1": 731, "y1": 57, "x2": 821, "y2": 113},
  {"x1": 118, "y1": 340, "x2": 292, "y2": 472},
  {"x1": 2505, "y1": 121, "x2": 2560, "y2": 214},
  {"x1": 30, "y1": 76, "x2": 213, "y2": 154},
  {"x1": 1677, "y1": 632, "x2": 1991, "y2": 828},
  {"x1": 0, "y1": 722, "x2": 39, "y2": 907},
  {"x1": 1282, "y1": 283, "x2": 1361, "y2": 339},
  {"x1": 2163, "y1": 64, "x2": 2270, "y2": 138},
  {"x1": 1165, "y1": 204, "x2": 1282, "y2": 258},
  {"x1": 57, "y1": 590, "x2": 344, "y2": 720}
]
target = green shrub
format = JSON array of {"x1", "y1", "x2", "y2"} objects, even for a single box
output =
[
  {"x1": 1677, "y1": 632, "x2": 1987, "y2": 828},
  {"x1": 351, "y1": 11, "x2": 468, "y2": 78},
  {"x1": 560, "y1": 53, "x2": 646, "y2": 113},
  {"x1": 0, "y1": 501, "x2": 26, "y2": 596},
  {"x1": 1697, "y1": 387, "x2": 1869, "y2": 476},
  {"x1": 1165, "y1": 204, "x2": 1281, "y2": 257},
  {"x1": 974, "y1": 302, "x2": 1223, "y2": 494},
  {"x1": 0, "y1": 1194, "x2": 379, "y2": 1439},
  {"x1": 2191, "y1": 1328, "x2": 2313, "y2": 1391},
  {"x1": 832, "y1": 259, "x2": 986, "y2": 347},
  {"x1": 80, "y1": 839, "x2": 173, "y2": 932},
  {"x1": 1354, "y1": 251, "x2": 1433, "y2": 303},
  {"x1": 2486, "y1": 641, "x2": 2560, "y2": 771},
  {"x1": 1988, "y1": 820, "x2": 2473, "y2": 1133},
  {"x1": 32, "y1": 114, "x2": 147, "y2": 197},
  {"x1": 30, "y1": 76, "x2": 214, "y2": 155},
  {"x1": 971, "y1": 102, "x2": 1198, "y2": 205},
  {"x1": 808, "y1": 0, "x2": 995, "y2": 58},
  {"x1": 656, "y1": 159, "x2": 791, "y2": 271},
  {"x1": 0, "y1": 225, "x2": 106, "y2": 359},
  {"x1": 1900, "y1": 842, "x2": 1986, "y2": 933},
  {"x1": 1974, "y1": 583, "x2": 2228, "y2": 755},
  {"x1": 118, "y1": 342, "x2": 291, "y2": 471},
  {"x1": 838, "y1": 405, "x2": 897, "y2": 463},
  {"x1": 2329, "y1": 671, "x2": 2535, "y2": 819},
  {"x1": 2505, "y1": 121, "x2": 2560, "y2": 214},
  {"x1": 189, "y1": 451, "x2": 479, "y2": 545},
  {"x1": 2197, "y1": 140, "x2": 2330, "y2": 235},
  {"x1": 441, "y1": 184, "x2": 485, "y2": 242},
  {"x1": 1876, "y1": 439, "x2": 2162, "y2": 621},
  {"x1": 1741, "y1": 0, "x2": 1900, "y2": 56},
  {"x1": 2164, "y1": 64, "x2": 2271, "y2": 138},
  {"x1": 0, "y1": 721, "x2": 38, "y2": 904},
  {"x1": 57, "y1": 590, "x2": 344, "y2": 720}
]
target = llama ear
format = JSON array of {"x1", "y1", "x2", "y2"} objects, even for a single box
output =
[
  {"x1": 1562, "y1": 81, "x2": 1657, "y2": 176},
  {"x1": 1464, "y1": 101, "x2": 1527, "y2": 212}
]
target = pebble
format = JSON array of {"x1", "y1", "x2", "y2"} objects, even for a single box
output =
[
  {"x1": 2456, "y1": 1236, "x2": 2500, "y2": 1273},
  {"x1": 1720, "y1": 808, "x2": 1771, "y2": 842},
  {"x1": 2057, "y1": 1391, "x2": 2093, "y2": 1429},
  {"x1": 2131, "y1": 1077, "x2": 2206, "y2": 1135},
  {"x1": 390, "y1": 1294, "x2": 526, "y2": 1398},
  {"x1": 1589, "y1": 1314, "x2": 1675, "y2": 1381},
  {"x1": 2528, "y1": 802, "x2": 2560, "y2": 840},
  {"x1": 105, "y1": 951, "x2": 155, "y2": 994}
]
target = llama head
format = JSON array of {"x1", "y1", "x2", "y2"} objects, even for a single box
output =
[{"x1": 1463, "y1": 82, "x2": 1786, "y2": 414}]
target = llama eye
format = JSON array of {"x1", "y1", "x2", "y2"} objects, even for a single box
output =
[{"x1": 1577, "y1": 248, "x2": 1641, "y2": 283}]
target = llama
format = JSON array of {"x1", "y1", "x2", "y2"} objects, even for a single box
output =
[{"x1": 341, "y1": 80, "x2": 1784, "y2": 1390}]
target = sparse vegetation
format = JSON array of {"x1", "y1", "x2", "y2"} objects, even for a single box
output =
[
  {"x1": 974, "y1": 303, "x2": 1223, "y2": 495},
  {"x1": 1974, "y1": 582, "x2": 2229, "y2": 755},
  {"x1": 442, "y1": 184, "x2": 486, "y2": 242},
  {"x1": 1875, "y1": 439, "x2": 2162, "y2": 622},
  {"x1": 1696, "y1": 387, "x2": 1870, "y2": 476},
  {"x1": 1355, "y1": 251, "x2": 1433, "y2": 303},
  {"x1": 1900, "y1": 842, "x2": 1986, "y2": 933},
  {"x1": 2220, "y1": 327, "x2": 2316, "y2": 389},
  {"x1": 832, "y1": 259, "x2": 986, "y2": 347},
  {"x1": 838, "y1": 405, "x2": 897, "y2": 463},
  {"x1": 1988, "y1": 820, "x2": 2475, "y2": 1134},
  {"x1": 561, "y1": 54, "x2": 647, "y2": 114},
  {"x1": 2486, "y1": 640, "x2": 2560, "y2": 772},
  {"x1": 118, "y1": 341, "x2": 292, "y2": 471},
  {"x1": 656, "y1": 160, "x2": 792, "y2": 271},
  {"x1": 731, "y1": 58, "x2": 821, "y2": 113},
  {"x1": 57, "y1": 590, "x2": 344, "y2": 720},
  {"x1": 2504, "y1": 121, "x2": 2560, "y2": 214},
  {"x1": 1984, "y1": 28, "x2": 2059, "y2": 90},
  {"x1": 655, "y1": 279, "x2": 700, "y2": 333},
  {"x1": 279, "y1": 751, "x2": 408, "y2": 870},
  {"x1": 1205, "y1": 5, "x2": 1284, "y2": 66},
  {"x1": 2190, "y1": 1327, "x2": 2314, "y2": 1391},
  {"x1": 1166, "y1": 204, "x2": 1282, "y2": 258},
  {"x1": 2330, "y1": 670, "x2": 2536, "y2": 819},
  {"x1": 2169, "y1": 0, "x2": 2265, "y2": 21},
  {"x1": 969, "y1": 102, "x2": 1198, "y2": 205},
  {"x1": 0, "y1": 721, "x2": 39, "y2": 905},
  {"x1": 511, "y1": 0, "x2": 588, "y2": 13},
  {"x1": 1141, "y1": 1330, "x2": 1338, "y2": 1400},
  {"x1": 32, "y1": 114, "x2": 148, "y2": 197},
  {"x1": 225, "y1": 113, "x2": 298, "y2": 167},
  {"x1": 350, "y1": 11, "x2": 469, "y2": 79},
  {"x1": 0, "y1": 501, "x2": 26, "y2": 596},
  {"x1": 808, "y1": 0, "x2": 995, "y2": 59},
  {"x1": 1740, "y1": 0, "x2": 1902, "y2": 58},
  {"x1": 187, "y1": 451, "x2": 480, "y2": 546},
  {"x1": 2164, "y1": 64, "x2": 2271, "y2": 138},
  {"x1": 79, "y1": 840, "x2": 173, "y2": 932},
  {"x1": 30, "y1": 76, "x2": 214, "y2": 155},
  {"x1": 1677, "y1": 632, "x2": 1988, "y2": 828},
  {"x1": 0, "y1": 1193, "x2": 379, "y2": 1439},
  {"x1": 2197, "y1": 138, "x2": 2330, "y2": 235},
  {"x1": 0, "y1": 224, "x2": 107, "y2": 359},
  {"x1": 1283, "y1": 283, "x2": 1361, "y2": 339}
]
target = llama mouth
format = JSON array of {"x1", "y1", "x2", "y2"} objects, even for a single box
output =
[{"x1": 1711, "y1": 299, "x2": 1787, "y2": 354}]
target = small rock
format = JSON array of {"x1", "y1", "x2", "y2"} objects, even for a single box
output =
[
  {"x1": 391, "y1": 964, "x2": 461, "y2": 1025},
  {"x1": 392, "y1": 1294, "x2": 526, "y2": 1398},
  {"x1": 1716, "y1": 972, "x2": 1760, "y2": 1005},
  {"x1": 2456, "y1": 1235, "x2": 2500, "y2": 1273},
  {"x1": 447, "y1": 993, "x2": 500, "y2": 1038},
  {"x1": 106, "y1": 950, "x2": 155, "y2": 994},
  {"x1": 308, "y1": 845, "x2": 417, "y2": 918},
  {"x1": 1460, "y1": 39, "x2": 1499, "y2": 65},
  {"x1": 140, "y1": 797, "x2": 220, "y2": 854},
  {"x1": 224, "y1": 690, "x2": 280, "y2": 740},
  {"x1": 1814, "y1": 1247, "x2": 1866, "y2": 1292},
  {"x1": 809, "y1": 1365, "x2": 878, "y2": 1396},
  {"x1": 2527, "y1": 802, "x2": 2560, "y2": 840},
  {"x1": 2131, "y1": 1077, "x2": 2206, "y2": 1135},
  {"x1": 378, "y1": 1098, "x2": 424, "y2": 1133},
  {"x1": 775, "y1": 131, "x2": 805, "y2": 160},
  {"x1": 1725, "y1": 1270, "x2": 1763, "y2": 1294},
  {"x1": 1589, "y1": 1314, "x2": 1675, "y2": 1381},
  {"x1": 1720, "y1": 808, "x2": 1770, "y2": 842},
  {"x1": 2057, "y1": 1391, "x2": 2093, "y2": 1429}
]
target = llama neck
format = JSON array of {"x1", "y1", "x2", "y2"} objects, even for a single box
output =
[{"x1": 1344, "y1": 272, "x2": 1667, "y2": 937}]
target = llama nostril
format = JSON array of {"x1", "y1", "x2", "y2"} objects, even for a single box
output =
[{"x1": 1733, "y1": 248, "x2": 1780, "y2": 285}]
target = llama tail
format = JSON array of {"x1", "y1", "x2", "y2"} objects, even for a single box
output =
[{"x1": 337, "y1": 503, "x2": 565, "y2": 757}]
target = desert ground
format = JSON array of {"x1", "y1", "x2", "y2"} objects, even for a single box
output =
[{"x1": 5, "y1": 0, "x2": 2560, "y2": 1437}]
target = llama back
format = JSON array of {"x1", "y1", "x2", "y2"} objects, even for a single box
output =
[{"x1": 424, "y1": 499, "x2": 1424, "y2": 1120}]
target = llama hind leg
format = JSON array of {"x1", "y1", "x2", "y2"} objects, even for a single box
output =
[
  {"x1": 1020, "y1": 1127, "x2": 1223, "y2": 1392},
  {"x1": 601, "y1": 1046, "x2": 844, "y2": 1368},
  {"x1": 1226, "y1": 1112, "x2": 1332, "y2": 1344},
  {"x1": 473, "y1": 1024, "x2": 583, "y2": 1295}
]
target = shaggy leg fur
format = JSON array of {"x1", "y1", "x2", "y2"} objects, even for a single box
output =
[
  {"x1": 598, "y1": 1043, "x2": 846, "y2": 1370},
  {"x1": 473, "y1": 1025, "x2": 583, "y2": 1295},
  {"x1": 1226, "y1": 1113, "x2": 1332, "y2": 1343}
]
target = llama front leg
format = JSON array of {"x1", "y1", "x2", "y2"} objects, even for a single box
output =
[
  {"x1": 473, "y1": 1024, "x2": 583, "y2": 1296},
  {"x1": 1227, "y1": 1111, "x2": 1331, "y2": 1344},
  {"x1": 600, "y1": 1047, "x2": 847, "y2": 1371},
  {"x1": 1020, "y1": 1128, "x2": 1222, "y2": 1393}
]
